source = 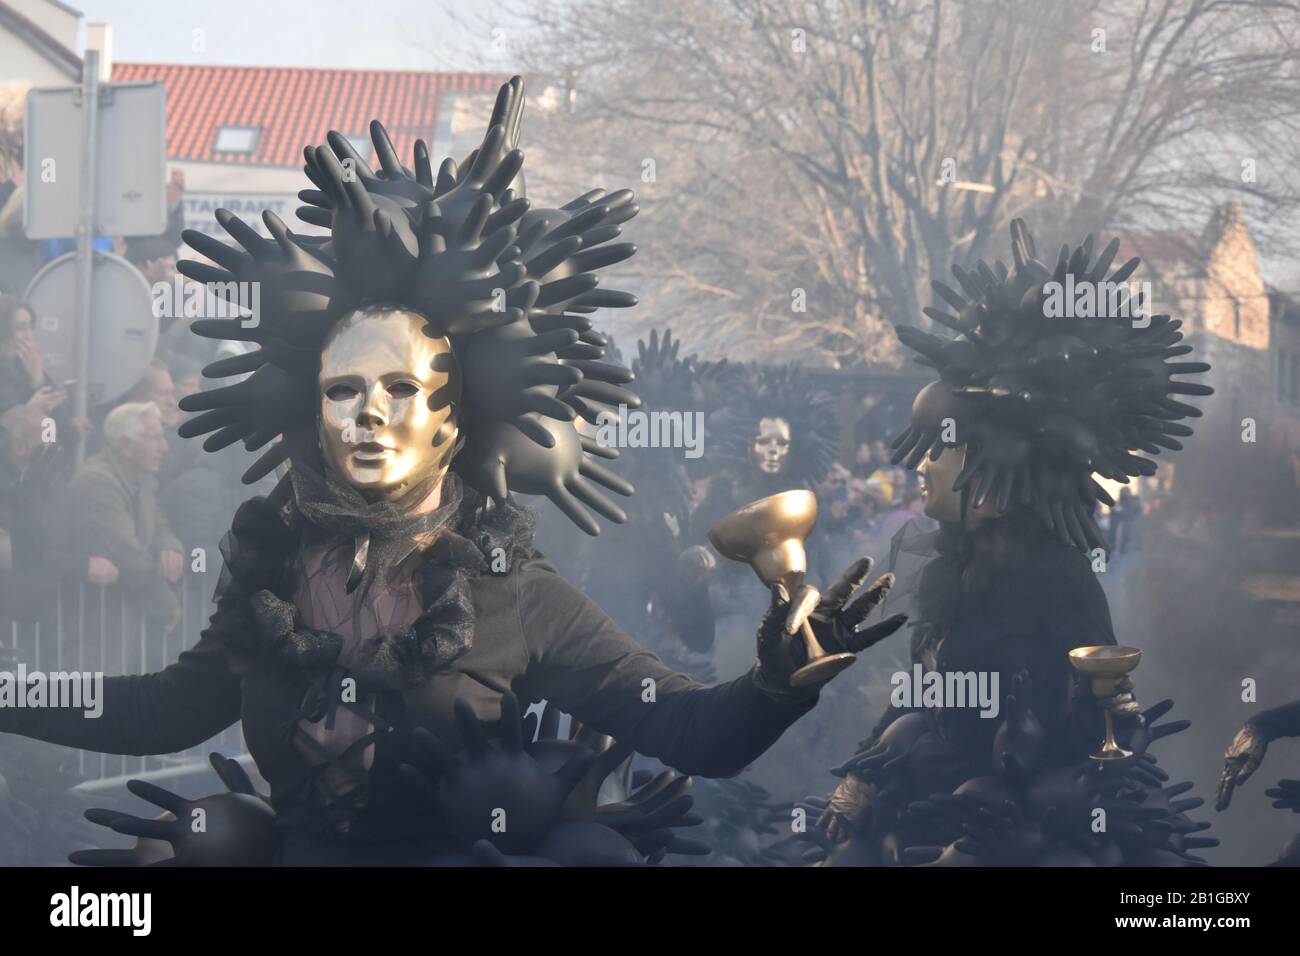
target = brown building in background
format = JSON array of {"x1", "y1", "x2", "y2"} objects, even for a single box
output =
[
  {"x1": 1123, "y1": 202, "x2": 1300, "y2": 620},
  {"x1": 1123, "y1": 201, "x2": 1300, "y2": 482}
]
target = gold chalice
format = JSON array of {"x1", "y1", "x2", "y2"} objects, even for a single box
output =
[
  {"x1": 1068, "y1": 645, "x2": 1142, "y2": 763},
  {"x1": 708, "y1": 490, "x2": 855, "y2": 688}
]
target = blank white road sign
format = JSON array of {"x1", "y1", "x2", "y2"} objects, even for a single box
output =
[{"x1": 23, "y1": 80, "x2": 167, "y2": 240}]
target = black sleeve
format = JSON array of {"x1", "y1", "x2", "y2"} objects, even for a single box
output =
[
  {"x1": 1254, "y1": 698, "x2": 1300, "y2": 740},
  {"x1": 0, "y1": 629, "x2": 242, "y2": 756},
  {"x1": 515, "y1": 557, "x2": 815, "y2": 777},
  {"x1": 1027, "y1": 544, "x2": 1118, "y2": 653},
  {"x1": 1034, "y1": 548, "x2": 1118, "y2": 748}
]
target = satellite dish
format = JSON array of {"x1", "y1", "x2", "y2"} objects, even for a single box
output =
[{"x1": 24, "y1": 251, "x2": 157, "y2": 408}]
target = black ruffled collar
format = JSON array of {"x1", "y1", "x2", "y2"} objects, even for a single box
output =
[{"x1": 210, "y1": 475, "x2": 536, "y2": 687}]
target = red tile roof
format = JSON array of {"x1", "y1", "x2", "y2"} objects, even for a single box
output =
[{"x1": 110, "y1": 63, "x2": 509, "y2": 168}]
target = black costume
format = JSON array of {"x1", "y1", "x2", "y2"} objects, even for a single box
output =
[
  {"x1": 0, "y1": 77, "x2": 858, "y2": 866},
  {"x1": 805, "y1": 222, "x2": 1218, "y2": 866},
  {"x1": 0, "y1": 480, "x2": 812, "y2": 864}
]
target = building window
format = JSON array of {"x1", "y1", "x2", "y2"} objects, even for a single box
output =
[
  {"x1": 214, "y1": 126, "x2": 260, "y2": 153},
  {"x1": 343, "y1": 135, "x2": 373, "y2": 163}
]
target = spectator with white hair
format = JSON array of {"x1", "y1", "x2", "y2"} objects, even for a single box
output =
[{"x1": 56, "y1": 402, "x2": 183, "y2": 658}]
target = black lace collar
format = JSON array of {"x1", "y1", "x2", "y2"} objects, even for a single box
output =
[{"x1": 210, "y1": 475, "x2": 536, "y2": 687}]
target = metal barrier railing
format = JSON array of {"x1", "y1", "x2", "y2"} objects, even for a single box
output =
[{"x1": 6, "y1": 570, "x2": 247, "y2": 784}]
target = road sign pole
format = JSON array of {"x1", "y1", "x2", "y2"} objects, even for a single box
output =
[{"x1": 73, "y1": 49, "x2": 100, "y2": 467}]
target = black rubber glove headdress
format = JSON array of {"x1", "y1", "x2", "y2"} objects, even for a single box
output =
[
  {"x1": 176, "y1": 75, "x2": 640, "y2": 535},
  {"x1": 890, "y1": 219, "x2": 1212, "y2": 550}
]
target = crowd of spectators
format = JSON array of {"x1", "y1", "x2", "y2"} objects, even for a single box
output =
[
  {"x1": 815, "y1": 438, "x2": 928, "y2": 561},
  {"x1": 0, "y1": 284, "x2": 252, "y2": 665},
  {"x1": 0, "y1": 271, "x2": 246, "y2": 668},
  {"x1": 0, "y1": 82, "x2": 248, "y2": 669}
]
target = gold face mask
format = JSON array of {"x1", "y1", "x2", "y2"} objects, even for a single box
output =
[
  {"x1": 750, "y1": 416, "x2": 792, "y2": 476},
  {"x1": 318, "y1": 306, "x2": 460, "y2": 500}
]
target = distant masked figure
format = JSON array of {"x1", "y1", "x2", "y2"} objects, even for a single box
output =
[
  {"x1": 694, "y1": 364, "x2": 841, "y2": 619},
  {"x1": 807, "y1": 220, "x2": 1219, "y2": 867}
]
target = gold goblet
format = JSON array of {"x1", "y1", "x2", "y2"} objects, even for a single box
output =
[
  {"x1": 708, "y1": 490, "x2": 856, "y2": 688},
  {"x1": 1068, "y1": 645, "x2": 1142, "y2": 763}
]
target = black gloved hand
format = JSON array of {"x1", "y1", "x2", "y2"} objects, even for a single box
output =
[
  {"x1": 1124, "y1": 698, "x2": 1191, "y2": 759},
  {"x1": 754, "y1": 556, "x2": 906, "y2": 698},
  {"x1": 1265, "y1": 779, "x2": 1300, "y2": 813},
  {"x1": 70, "y1": 754, "x2": 275, "y2": 867}
]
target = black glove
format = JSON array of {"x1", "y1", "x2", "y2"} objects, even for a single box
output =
[
  {"x1": 754, "y1": 556, "x2": 906, "y2": 698},
  {"x1": 1265, "y1": 779, "x2": 1300, "y2": 813},
  {"x1": 70, "y1": 753, "x2": 275, "y2": 867}
]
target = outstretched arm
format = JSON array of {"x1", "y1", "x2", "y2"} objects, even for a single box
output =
[
  {"x1": 1216, "y1": 698, "x2": 1300, "y2": 811},
  {"x1": 515, "y1": 557, "x2": 815, "y2": 778},
  {"x1": 1252, "y1": 698, "x2": 1300, "y2": 740},
  {"x1": 0, "y1": 627, "x2": 241, "y2": 756}
]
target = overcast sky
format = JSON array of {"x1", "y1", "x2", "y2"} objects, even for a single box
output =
[{"x1": 69, "y1": 0, "x2": 523, "y2": 71}]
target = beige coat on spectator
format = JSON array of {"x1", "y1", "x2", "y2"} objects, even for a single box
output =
[{"x1": 65, "y1": 448, "x2": 182, "y2": 642}]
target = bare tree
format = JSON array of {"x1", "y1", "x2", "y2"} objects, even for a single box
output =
[{"x1": 449, "y1": 0, "x2": 1300, "y2": 367}]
